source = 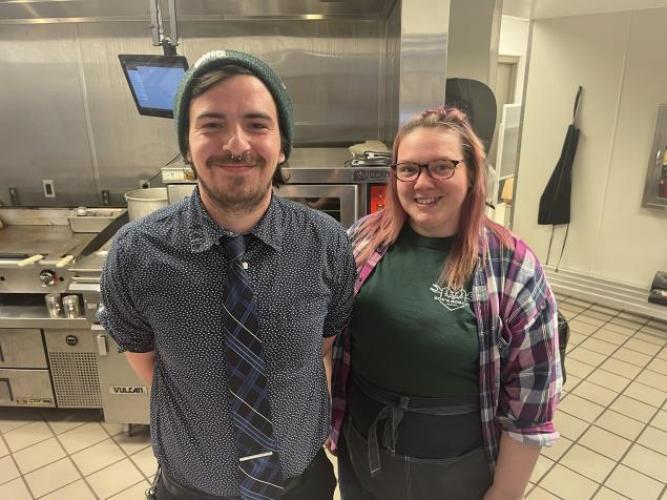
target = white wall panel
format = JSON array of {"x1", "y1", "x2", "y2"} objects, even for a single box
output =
[{"x1": 514, "y1": 9, "x2": 667, "y2": 288}]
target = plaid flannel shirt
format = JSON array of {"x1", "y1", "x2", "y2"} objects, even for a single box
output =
[{"x1": 330, "y1": 220, "x2": 562, "y2": 467}]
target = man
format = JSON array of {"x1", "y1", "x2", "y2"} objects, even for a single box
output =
[{"x1": 99, "y1": 50, "x2": 355, "y2": 500}]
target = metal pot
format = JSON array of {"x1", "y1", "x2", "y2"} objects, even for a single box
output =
[{"x1": 124, "y1": 188, "x2": 168, "y2": 221}]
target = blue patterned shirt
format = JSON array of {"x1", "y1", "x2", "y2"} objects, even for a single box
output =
[{"x1": 99, "y1": 188, "x2": 355, "y2": 497}]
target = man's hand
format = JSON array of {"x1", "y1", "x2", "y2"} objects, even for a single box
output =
[
  {"x1": 125, "y1": 351, "x2": 156, "y2": 385},
  {"x1": 324, "y1": 438, "x2": 336, "y2": 456}
]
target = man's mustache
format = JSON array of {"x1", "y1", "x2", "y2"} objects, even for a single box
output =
[{"x1": 206, "y1": 152, "x2": 257, "y2": 167}]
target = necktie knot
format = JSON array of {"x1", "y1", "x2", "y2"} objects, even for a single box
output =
[{"x1": 223, "y1": 235, "x2": 246, "y2": 262}]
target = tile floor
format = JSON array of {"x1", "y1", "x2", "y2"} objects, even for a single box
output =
[{"x1": 0, "y1": 295, "x2": 666, "y2": 499}]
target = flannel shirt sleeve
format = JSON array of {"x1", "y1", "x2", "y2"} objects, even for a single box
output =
[
  {"x1": 329, "y1": 218, "x2": 368, "y2": 451},
  {"x1": 496, "y1": 240, "x2": 562, "y2": 447}
]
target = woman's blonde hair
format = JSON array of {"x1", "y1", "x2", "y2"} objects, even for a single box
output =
[{"x1": 354, "y1": 106, "x2": 513, "y2": 289}]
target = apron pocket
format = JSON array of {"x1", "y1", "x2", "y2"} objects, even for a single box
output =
[{"x1": 343, "y1": 418, "x2": 492, "y2": 500}]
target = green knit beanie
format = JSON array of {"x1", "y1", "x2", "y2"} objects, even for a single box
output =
[{"x1": 173, "y1": 49, "x2": 294, "y2": 161}]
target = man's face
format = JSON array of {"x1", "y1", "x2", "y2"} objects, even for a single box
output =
[{"x1": 187, "y1": 74, "x2": 285, "y2": 214}]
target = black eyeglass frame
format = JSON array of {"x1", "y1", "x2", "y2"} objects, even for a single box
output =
[{"x1": 390, "y1": 159, "x2": 463, "y2": 182}]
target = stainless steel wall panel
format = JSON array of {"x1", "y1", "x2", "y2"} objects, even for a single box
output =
[
  {"x1": 77, "y1": 22, "x2": 177, "y2": 203},
  {"x1": 0, "y1": 23, "x2": 99, "y2": 206},
  {"x1": 179, "y1": 20, "x2": 382, "y2": 145},
  {"x1": 0, "y1": 0, "x2": 150, "y2": 24},
  {"x1": 381, "y1": 0, "x2": 400, "y2": 143},
  {"x1": 397, "y1": 0, "x2": 449, "y2": 126},
  {"x1": 0, "y1": 10, "x2": 402, "y2": 206}
]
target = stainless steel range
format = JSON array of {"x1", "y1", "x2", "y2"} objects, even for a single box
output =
[
  {"x1": 68, "y1": 242, "x2": 150, "y2": 426},
  {"x1": 0, "y1": 207, "x2": 127, "y2": 409}
]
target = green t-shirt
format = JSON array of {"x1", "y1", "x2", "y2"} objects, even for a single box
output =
[{"x1": 350, "y1": 225, "x2": 480, "y2": 397}]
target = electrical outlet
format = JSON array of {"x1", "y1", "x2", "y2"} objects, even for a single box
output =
[{"x1": 42, "y1": 180, "x2": 56, "y2": 198}]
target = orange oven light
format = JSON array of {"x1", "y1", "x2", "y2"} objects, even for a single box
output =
[{"x1": 369, "y1": 184, "x2": 387, "y2": 213}]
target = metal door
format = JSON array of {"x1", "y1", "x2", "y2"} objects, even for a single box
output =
[
  {"x1": 94, "y1": 326, "x2": 150, "y2": 425},
  {"x1": 0, "y1": 329, "x2": 47, "y2": 368},
  {"x1": 44, "y1": 329, "x2": 102, "y2": 408},
  {"x1": 0, "y1": 368, "x2": 55, "y2": 407},
  {"x1": 275, "y1": 184, "x2": 359, "y2": 227}
]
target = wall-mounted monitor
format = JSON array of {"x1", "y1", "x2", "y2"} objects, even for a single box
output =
[{"x1": 118, "y1": 54, "x2": 188, "y2": 118}]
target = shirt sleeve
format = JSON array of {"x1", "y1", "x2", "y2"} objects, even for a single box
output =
[
  {"x1": 97, "y1": 231, "x2": 155, "y2": 353},
  {"x1": 322, "y1": 228, "x2": 357, "y2": 338},
  {"x1": 496, "y1": 241, "x2": 562, "y2": 447}
]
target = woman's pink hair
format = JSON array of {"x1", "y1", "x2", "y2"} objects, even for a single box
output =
[{"x1": 355, "y1": 105, "x2": 513, "y2": 288}]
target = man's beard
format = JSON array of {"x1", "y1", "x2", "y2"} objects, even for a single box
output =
[{"x1": 196, "y1": 152, "x2": 275, "y2": 214}]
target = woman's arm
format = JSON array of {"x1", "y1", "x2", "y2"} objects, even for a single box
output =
[
  {"x1": 485, "y1": 238, "x2": 562, "y2": 498},
  {"x1": 484, "y1": 432, "x2": 540, "y2": 500}
]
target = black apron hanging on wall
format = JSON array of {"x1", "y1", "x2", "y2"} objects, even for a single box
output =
[{"x1": 538, "y1": 86, "x2": 583, "y2": 267}]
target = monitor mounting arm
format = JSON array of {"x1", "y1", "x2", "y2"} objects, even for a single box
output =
[{"x1": 149, "y1": 0, "x2": 180, "y2": 56}]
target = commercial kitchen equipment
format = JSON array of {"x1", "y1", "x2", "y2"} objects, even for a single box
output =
[
  {"x1": 0, "y1": 0, "x2": 451, "y2": 208},
  {"x1": 68, "y1": 241, "x2": 150, "y2": 426},
  {"x1": 161, "y1": 148, "x2": 391, "y2": 227},
  {"x1": 0, "y1": 207, "x2": 126, "y2": 409}
]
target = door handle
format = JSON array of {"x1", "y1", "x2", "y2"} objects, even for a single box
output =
[{"x1": 96, "y1": 334, "x2": 108, "y2": 356}]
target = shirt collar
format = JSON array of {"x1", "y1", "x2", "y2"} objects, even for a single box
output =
[
  {"x1": 249, "y1": 193, "x2": 284, "y2": 251},
  {"x1": 186, "y1": 187, "x2": 283, "y2": 253}
]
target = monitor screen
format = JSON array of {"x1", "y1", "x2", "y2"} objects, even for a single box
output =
[{"x1": 119, "y1": 54, "x2": 189, "y2": 118}]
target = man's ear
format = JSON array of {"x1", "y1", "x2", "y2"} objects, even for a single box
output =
[{"x1": 278, "y1": 151, "x2": 286, "y2": 164}]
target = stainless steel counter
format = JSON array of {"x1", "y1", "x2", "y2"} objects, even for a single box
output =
[{"x1": 0, "y1": 294, "x2": 89, "y2": 329}]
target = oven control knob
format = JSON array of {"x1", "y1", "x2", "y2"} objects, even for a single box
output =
[{"x1": 39, "y1": 270, "x2": 56, "y2": 287}]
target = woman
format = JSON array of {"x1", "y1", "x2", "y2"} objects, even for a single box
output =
[{"x1": 329, "y1": 106, "x2": 562, "y2": 500}]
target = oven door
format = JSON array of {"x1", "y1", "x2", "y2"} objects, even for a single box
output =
[
  {"x1": 166, "y1": 183, "x2": 359, "y2": 228},
  {"x1": 275, "y1": 184, "x2": 358, "y2": 228}
]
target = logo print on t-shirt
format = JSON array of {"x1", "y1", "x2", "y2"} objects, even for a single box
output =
[{"x1": 429, "y1": 283, "x2": 471, "y2": 311}]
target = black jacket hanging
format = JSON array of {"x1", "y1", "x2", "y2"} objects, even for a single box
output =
[{"x1": 538, "y1": 87, "x2": 582, "y2": 225}]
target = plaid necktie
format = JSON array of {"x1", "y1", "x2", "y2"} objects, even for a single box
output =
[{"x1": 221, "y1": 235, "x2": 284, "y2": 500}]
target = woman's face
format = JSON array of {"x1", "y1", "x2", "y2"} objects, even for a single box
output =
[{"x1": 395, "y1": 127, "x2": 470, "y2": 238}]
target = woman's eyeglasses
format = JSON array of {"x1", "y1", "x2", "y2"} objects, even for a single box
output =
[{"x1": 391, "y1": 159, "x2": 463, "y2": 182}]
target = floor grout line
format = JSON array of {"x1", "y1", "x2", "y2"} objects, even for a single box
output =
[
  {"x1": 2, "y1": 298, "x2": 666, "y2": 500},
  {"x1": 47, "y1": 429, "x2": 99, "y2": 500},
  {"x1": 533, "y1": 301, "x2": 666, "y2": 499},
  {"x1": 566, "y1": 305, "x2": 666, "y2": 497}
]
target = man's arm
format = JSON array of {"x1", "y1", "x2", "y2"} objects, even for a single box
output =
[
  {"x1": 322, "y1": 336, "x2": 337, "y2": 397},
  {"x1": 125, "y1": 351, "x2": 156, "y2": 385},
  {"x1": 483, "y1": 432, "x2": 540, "y2": 500}
]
